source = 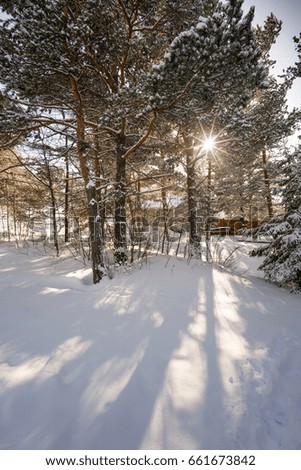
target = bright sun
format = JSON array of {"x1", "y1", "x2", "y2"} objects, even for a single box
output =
[{"x1": 202, "y1": 135, "x2": 216, "y2": 152}]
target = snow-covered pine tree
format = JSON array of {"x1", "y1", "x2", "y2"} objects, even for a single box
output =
[
  {"x1": 216, "y1": 75, "x2": 299, "y2": 223},
  {"x1": 0, "y1": 0, "x2": 204, "y2": 279},
  {"x1": 250, "y1": 144, "x2": 301, "y2": 292},
  {"x1": 147, "y1": 0, "x2": 266, "y2": 255},
  {"x1": 212, "y1": 13, "x2": 299, "y2": 224},
  {"x1": 292, "y1": 32, "x2": 301, "y2": 77},
  {"x1": 0, "y1": 0, "x2": 109, "y2": 281}
]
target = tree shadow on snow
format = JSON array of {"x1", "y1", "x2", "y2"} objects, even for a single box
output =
[
  {"x1": 0, "y1": 256, "x2": 202, "y2": 449},
  {"x1": 3, "y1": 253, "x2": 299, "y2": 450},
  {"x1": 71, "y1": 259, "x2": 201, "y2": 449}
]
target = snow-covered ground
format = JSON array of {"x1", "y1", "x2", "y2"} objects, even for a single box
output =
[{"x1": 0, "y1": 241, "x2": 300, "y2": 450}]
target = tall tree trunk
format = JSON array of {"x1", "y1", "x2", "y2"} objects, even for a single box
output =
[
  {"x1": 93, "y1": 137, "x2": 106, "y2": 240},
  {"x1": 49, "y1": 185, "x2": 59, "y2": 256},
  {"x1": 161, "y1": 185, "x2": 169, "y2": 253},
  {"x1": 184, "y1": 134, "x2": 200, "y2": 255},
  {"x1": 262, "y1": 148, "x2": 273, "y2": 218},
  {"x1": 71, "y1": 76, "x2": 105, "y2": 283},
  {"x1": 43, "y1": 154, "x2": 60, "y2": 256},
  {"x1": 64, "y1": 148, "x2": 69, "y2": 243},
  {"x1": 87, "y1": 183, "x2": 105, "y2": 283},
  {"x1": 5, "y1": 177, "x2": 11, "y2": 241},
  {"x1": 114, "y1": 132, "x2": 128, "y2": 263},
  {"x1": 205, "y1": 160, "x2": 212, "y2": 261},
  {"x1": 136, "y1": 180, "x2": 142, "y2": 213},
  {"x1": 50, "y1": 198, "x2": 59, "y2": 256}
]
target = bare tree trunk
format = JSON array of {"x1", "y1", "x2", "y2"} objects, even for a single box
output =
[
  {"x1": 112, "y1": 111, "x2": 157, "y2": 264},
  {"x1": 184, "y1": 134, "x2": 200, "y2": 255},
  {"x1": 114, "y1": 132, "x2": 128, "y2": 264},
  {"x1": 87, "y1": 184, "x2": 105, "y2": 283},
  {"x1": 5, "y1": 177, "x2": 11, "y2": 241},
  {"x1": 71, "y1": 76, "x2": 105, "y2": 283},
  {"x1": 93, "y1": 137, "x2": 106, "y2": 240},
  {"x1": 64, "y1": 149, "x2": 69, "y2": 243},
  {"x1": 161, "y1": 186, "x2": 169, "y2": 253},
  {"x1": 50, "y1": 199, "x2": 59, "y2": 256},
  {"x1": 43, "y1": 155, "x2": 60, "y2": 257},
  {"x1": 205, "y1": 160, "x2": 212, "y2": 261},
  {"x1": 262, "y1": 148, "x2": 273, "y2": 218}
]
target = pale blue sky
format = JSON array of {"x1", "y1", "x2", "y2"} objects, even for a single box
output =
[{"x1": 243, "y1": 0, "x2": 301, "y2": 109}]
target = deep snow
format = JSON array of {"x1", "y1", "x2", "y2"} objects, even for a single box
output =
[{"x1": 0, "y1": 241, "x2": 301, "y2": 450}]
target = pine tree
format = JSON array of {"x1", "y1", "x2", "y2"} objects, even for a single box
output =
[
  {"x1": 0, "y1": 0, "x2": 204, "y2": 279},
  {"x1": 212, "y1": 13, "x2": 299, "y2": 224},
  {"x1": 292, "y1": 32, "x2": 301, "y2": 77},
  {"x1": 0, "y1": 0, "x2": 109, "y2": 281},
  {"x1": 250, "y1": 144, "x2": 301, "y2": 292},
  {"x1": 147, "y1": 0, "x2": 266, "y2": 254},
  {"x1": 214, "y1": 75, "x2": 299, "y2": 224}
]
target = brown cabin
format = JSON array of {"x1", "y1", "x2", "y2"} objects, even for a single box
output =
[{"x1": 211, "y1": 217, "x2": 259, "y2": 236}]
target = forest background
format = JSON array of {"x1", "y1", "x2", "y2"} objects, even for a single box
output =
[{"x1": 0, "y1": 0, "x2": 300, "y2": 289}]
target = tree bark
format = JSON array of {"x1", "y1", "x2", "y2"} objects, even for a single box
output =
[
  {"x1": 71, "y1": 76, "x2": 105, "y2": 283},
  {"x1": 86, "y1": 184, "x2": 105, "y2": 284},
  {"x1": 114, "y1": 132, "x2": 128, "y2": 263},
  {"x1": 49, "y1": 184, "x2": 59, "y2": 257},
  {"x1": 205, "y1": 160, "x2": 212, "y2": 261},
  {"x1": 42, "y1": 152, "x2": 60, "y2": 256},
  {"x1": 184, "y1": 134, "x2": 201, "y2": 255},
  {"x1": 64, "y1": 148, "x2": 70, "y2": 243},
  {"x1": 161, "y1": 185, "x2": 170, "y2": 253},
  {"x1": 262, "y1": 148, "x2": 273, "y2": 218},
  {"x1": 93, "y1": 137, "x2": 106, "y2": 240}
]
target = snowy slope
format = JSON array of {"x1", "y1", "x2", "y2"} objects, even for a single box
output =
[{"x1": 0, "y1": 242, "x2": 300, "y2": 450}]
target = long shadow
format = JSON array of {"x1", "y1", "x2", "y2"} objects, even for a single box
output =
[
  {"x1": 221, "y1": 273, "x2": 301, "y2": 450},
  {"x1": 0, "y1": 256, "x2": 201, "y2": 449},
  {"x1": 0, "y1": 268, "x2": 158, "y2": 449},
  {"x1": 6, "y1": 251, "x2": 289, "y2": 450},
  {"x1": 200, "y1": 268, "x2": 301, "y2": 450},
  {"x1": 200, "y1": 267, "x2": 229, "y2": 449},
  {"x1": 72, "y1": 259, "x2": 201, "y2": 450}
]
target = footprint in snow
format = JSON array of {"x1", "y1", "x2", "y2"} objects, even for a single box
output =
[{"x1": 274, "y1": 409, "x2": 287, "y2": 426}]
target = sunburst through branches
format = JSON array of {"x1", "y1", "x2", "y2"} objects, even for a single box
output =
[
  {"x1": 202, "y1": 135, "x2": 216, "y2": 153},
  {"x1": 196, "y1": 122, "x2": 232, "y2": 164}
]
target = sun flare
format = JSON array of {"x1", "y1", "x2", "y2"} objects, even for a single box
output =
[{"x1": 202, "y1": 135, "x2": 216, "y2": 152}]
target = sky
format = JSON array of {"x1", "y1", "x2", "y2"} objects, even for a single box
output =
[{"x1": 243, "y1": 0, "x2": 301, "y2": 110}]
